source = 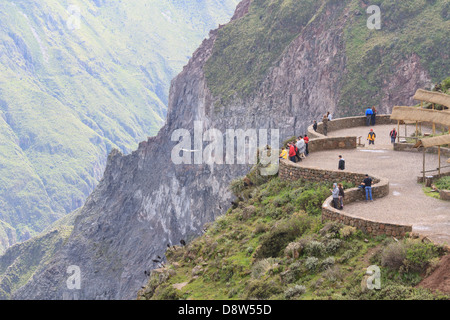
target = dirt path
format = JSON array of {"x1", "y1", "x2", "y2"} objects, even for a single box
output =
[{"x1": 302, "y1": 124, "x2": 450, "y2": 245}]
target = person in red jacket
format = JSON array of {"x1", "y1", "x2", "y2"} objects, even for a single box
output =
[
  {"x1": 289, "y1": 143, "x2": 297, "y2": 163},
  {"x1": 390, "y1": 128, "x2": 397, "y2": 144}
]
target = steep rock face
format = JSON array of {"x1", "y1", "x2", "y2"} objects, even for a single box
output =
[
  {"x1": 12, "y1": 1, "x2": 252, "y2": 300},
  {"x1": 0, "y1": 0, "x2": 239, "y2": 247},
  {"x1": 13, "y1": 0, "x2": 446, "y2": 299}
]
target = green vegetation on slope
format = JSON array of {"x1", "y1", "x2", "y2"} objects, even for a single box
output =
[
  {"x1": 0, "y1": 208, "x2": 80, "y2": 299},
  {"x1": 139, "y1": 169, "x2": 448, "y2": 300},
  {"x1": 0, "y1": 0, "x2": 238, "y2": 245},
  {"x1": 340, "y1": 0, "x2": 450, "y2": 116},
  {"x1": 204, "y1": 0, "x2": 322, "y2": 105}
]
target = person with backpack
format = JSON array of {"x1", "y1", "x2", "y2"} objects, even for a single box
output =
[
  {"x1": 365, "y1": 107, "x2": 373, "y2": 126},
  {"x1": 338, "y1": 155, "x2": 345, "y2": 170},
  {"x1": 367, "y1": 129, "x2": 376, "y2": 145},
  {"x1": 390, "y1": 128, "x2": 398, "y2": 144}
]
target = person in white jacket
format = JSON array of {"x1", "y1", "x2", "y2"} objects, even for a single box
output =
[
  {"x1": 296, "y1": 136, "x2": 306, "y2": 159},
  {"x1": 331, "y1": 183, "x2": 340, "y2": 209}
]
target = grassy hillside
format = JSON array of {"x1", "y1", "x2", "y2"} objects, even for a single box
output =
[
  {"x1": 204, "y1": 0, "x2": 450, "y2": 110},
  {"x1": 139, "y1": 168, "x2": 449, "y2": 300},
  {"x1": 0, "y1": 224, "x2": 75, "y2": 300},
  {"x1": 0, "y1": 0, "x2": 239, "y2": 248},
  {"x1": 339, "y1": 0, "x2": 450, "y2": 116}
]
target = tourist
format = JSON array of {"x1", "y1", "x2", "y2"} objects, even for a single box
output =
[
  {"x1": 371, "y1": 106, "x2": 377, "y2": 126},
  {"x1": 390, "y1": 128, "x2": 398, "y2": 144},
  {"x1": 296, "y1": 136, "x2": 306, "y2": 160},
  {"x1": 331, "y1": 183, "x2": 340, "y2": 209},
  {"x1": 279, "y1": 146, "x2": 288, "y2": 160},
  {"x1": 338, "y1": 155, "x2": 345, "y2": 170},
  {"x1": 304, "y1": 134, "x2": 309, "y2": 156},
  {"x1": 362, "y1": 174, "x2": 373, "y2": 201},
  {"x1": 367, "y1": 129, "x2": 376, "y2": 145},
  {"x1": 322, "y1": 114, "x2": 328, "y2": 136},
  {"x1": 327, "y1": 112, "x2": 333, "y2": 121},
  {"x1": 313, "y1": 120, "x2": 318, "y2": 132},
  {"x1": 365, "y1": 107, "x2": 373, "y2": 126},
  {"x1": 289, "y1": 143, "x2": 297, "y2": 163},
  {"x1": 338, "y1": 183, "x2": 345, "y2": 210}
]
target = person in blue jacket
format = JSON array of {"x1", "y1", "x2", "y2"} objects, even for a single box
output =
[{"x1": 365, "y1": 107, "x2": 373, "y2": 126}]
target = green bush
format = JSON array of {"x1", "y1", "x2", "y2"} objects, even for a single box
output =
[
  {"x1": 296, "y1": 185, "x2": 330, "y2": 215},
  {"x1": 305, "y1": 241, "x2": 326, "y2": 257},
  {"x1": 323, "y1": 266, "x2": 343, "y2": 283},
  {"x1": 305, "y1": 257, "x2": 319, "y2": 272},
  {"x1": 320, "y1": 257, "x2": 335, "y2": 271},
  {"x1": 245, "y1": 280, "x2": 283, "y2": 300},
  {"x1": 254, "y1": 213, "x2": 313, "y2": 259},
  {"x1": 381, "y1": 242, "x2": 407, "y2": 270},
  {"x1": 366, "y1": 284, "x2": 447, "y2": 300},
  {"x1": 325, "y1": 239, "x2": 342, "y2": 254},
  {"x1": 434, "y1": 176, "x2": 450, "y2": 190},
  {"x1": 403, "y1": 241, "x2": 440, "y2": 273},
  {"x1": 156, "y1": 284, "x2": 182, "y2": 300},
  {"x1": 284, "y1": 285, "x2": 306, "y2": 299},
  {"x1": 230, "y1": 177, "x2": 246, "y2": 196}
]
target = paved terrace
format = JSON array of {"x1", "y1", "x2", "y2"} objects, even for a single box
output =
[{"x1": 301, "y1": 123, "x2": 450, "y2": 245}]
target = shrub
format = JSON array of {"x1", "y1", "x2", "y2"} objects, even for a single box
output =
[
  {"x1": 381, "y1": 242, "x2": 407, "y2": 270},
  {"x1": 251, "y1": 258, "x2": 278, "y2": 279},
  {"x1": 156, "y1": 284, "x2": 181, "y2": 300},
  {"x1": 367, "y1": 284, "x2": 448, "y2": 300},
  {"x1": 320, "y1": 221, "x2": 342, "y2": 238},
  {"x1": 402, "y1": 240, "x2": 440, "y2": 273},
  {"x1": 323, "y1": 266, "x2": 343, "y2": 283},
  {"x1": 320, "y1": 257, "x2": 335, "y2": 271},
  {"x1": 434, "y1": 176, "x2": 450, "y2": 190},
  {"x1": 325, "y1": 239, "x2": 342, "y2": 254},
  {"x1": 284, "y1": 285, "x2": 307, "y2": 299},
  {"x1": 296, "y1": 186, "x2": 330, "y2": 215},
  {"x1": 305, "y1": 241, "x2": 326, "y2": 257},
  {"x1": 245, "y1": 280, "x2": 283, "y2": 300},
  {"x1": 254, "y1": 214, "x2": 312, "y2": 259},
  {"x1": 284, "y1": 242, "x2": 303, "y2": 259},
  {"x1": 305, "y1": 257, "x2": 319, "y2": 272},
  {"x1": 339, "y1": 225, "x2": 357, "y2": 239}
]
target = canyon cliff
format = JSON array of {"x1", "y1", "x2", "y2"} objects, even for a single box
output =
[{"x1": 8, "y1": 0, "x2": 449, "y2": 299}]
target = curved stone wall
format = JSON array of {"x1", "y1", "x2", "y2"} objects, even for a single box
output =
[
  {"x1": 280, "y1": 114, "x2": 413, "y2": 238},
  {"x1": 307, "y1": 114, "x2": 395, "y2": 139}
]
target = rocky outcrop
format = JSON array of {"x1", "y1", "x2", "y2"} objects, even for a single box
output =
[{"x1": 12, "y1": 0, "x2": 445, "y2": 299}]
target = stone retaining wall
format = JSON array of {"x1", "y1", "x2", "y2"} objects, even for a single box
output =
[
  {"x1": 279, "y1": 159, "x2": 374, "y2": 186},
  {"x1": 308, "y1": 114, "x2": 395, "y2": 139},
  {"x1": 308, "y1": 136, "x2": 357, "y2": 153},
  {"x1": 279, "y1": 114, "x2": 414, "y2": 238},
  {"x1": 279, "y1": 159, "x2": 410, "y2": 237},
  {"x1": 322, "y1": 202, "x2": 412, "y2": 237}
]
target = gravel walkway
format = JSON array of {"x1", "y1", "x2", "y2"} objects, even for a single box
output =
[{"x1": 302, "y1": 124, "x2": 450, "y2": 245}]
